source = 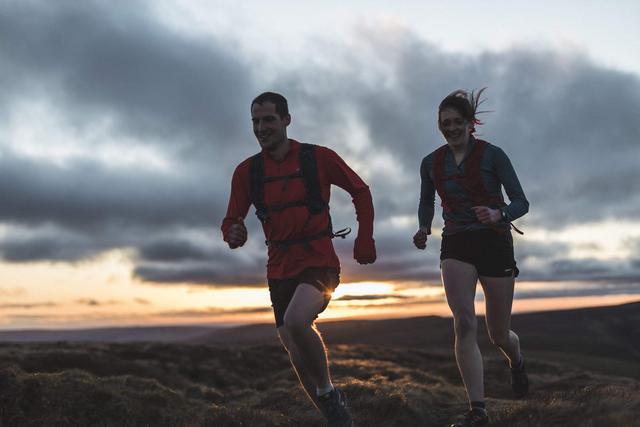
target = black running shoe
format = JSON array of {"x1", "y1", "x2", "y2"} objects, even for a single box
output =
[
  {"x1": 318, "y1": 388, "x2": 353, "y2": 427},
  {"x1": 511, "y1": 355, "x2": 529, "y2": 398},
  {"x1": 449, "y1": 408, "x2": 489, "y2": 427}
]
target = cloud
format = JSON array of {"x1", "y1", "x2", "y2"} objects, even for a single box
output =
[
  {"x1": 156, "y1": 306, "x2": 272, "y2": 318},
  {"x1": 341, "y1": 296, "x2": 445, "y2": 310},
  {"x1": 75, "y1": 299, "x2": 122, "y2": 307},
  {"x1": 132, "y1": 264, "x2": 265, "y2": 287},
  {"x1": 0, "y1": 2, "x2": 639, "y2": 288},
  {"x1": 0, "y1": 302, "x2": 57, "y2": 309},
  {"x1": 0, "y1": 0, "x2": 255, "y2": 159},
  {"x1": 137, "y1": 239, "x2": 220, "y2": 262},
  {"x1": 0, "y1": 287, "x2": 27, "y2": 297},
  {"x1": 0, "y1": 153, "x2": 222, "y2": 232},
  {"x1": 335, "y1": 294, "x2": 411, "y2": 301}
]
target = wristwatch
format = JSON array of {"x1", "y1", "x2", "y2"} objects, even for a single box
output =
[{"x1": 500, "y1": 208, "x2": 508, "y2": 222}]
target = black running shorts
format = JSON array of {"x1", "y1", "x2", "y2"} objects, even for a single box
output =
[
  {"x1": 440, "y1": 229, "x2": 519, "y2": 278},
  {"x1": 268, "y1": 267, "x2": 340, "y2": 328}
]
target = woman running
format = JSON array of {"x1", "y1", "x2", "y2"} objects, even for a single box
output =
[{"x1": 413, "y1": 89, "x2": 529, "y2": 427}]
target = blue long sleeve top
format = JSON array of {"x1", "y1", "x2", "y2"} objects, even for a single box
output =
[{"x1": 419, "y1": 137, "x2": 529, "y2": 235}]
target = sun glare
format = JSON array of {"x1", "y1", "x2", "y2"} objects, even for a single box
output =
[{"x1": 332, "y1": 282, "x2": 395, "y2": 299}]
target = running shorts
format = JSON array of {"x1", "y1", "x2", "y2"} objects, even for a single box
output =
[
  {"x1": 268, "y1": 267, "x2": 340, "y2": 327},
  {"x1": 440, "y1": 229, "x2": 519, "y2": 278}
]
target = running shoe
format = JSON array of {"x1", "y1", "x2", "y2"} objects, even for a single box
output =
[
  {"x1": 449, "y1": 408, "x2": 489, "y2": 427},
  {"x1": 318, "y1": 388, "x2": 353, "y2": 427},
  {"x1": 511, "y1": 354, "x2": 529, "y2": 398}
]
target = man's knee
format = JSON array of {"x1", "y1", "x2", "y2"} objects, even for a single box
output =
[
  {"x1": 282, "y1": 311, "x2": 313, "y2": 337},
  {"x1": 454, "y1": 312, "x2": 477, "y2": 338}
]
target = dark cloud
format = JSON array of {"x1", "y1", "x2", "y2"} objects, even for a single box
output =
[
  {"x1": 336, "y1": 229, "x2": 441, "y2": 283},
  {"x1": 133, "y1": 263, "x2": 265, "y2": 287},
  {"x1": 131, "y1": 237, "x2": 266, "y2": 285},
  {"x1": 0, "y1": 153, "x2": 222, "y2": 231},
  {"x1": 516, "y1": 239, "x2": 571, "y2": 261},
  {"x1": 0, "y1": 2, "x2": 638, "y2": 287},
  {"x1": 0, "y1": 0, "x2": 255, "y2": 160},
  {"x1": 137, "y1": 239, "x2": 217, "y2": 262},
  {"x1": 0, "y1": 230, "x2": 102, "y2": 262},
  {"x1": 549, "y1": 258, "x2": 618, "y2": 278},
  {"x1": 279, "y1": 33, "x2": 640, "y2": 229}
]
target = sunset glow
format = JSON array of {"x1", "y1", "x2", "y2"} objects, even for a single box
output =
[{"x1": 1, "y1": 0, "x2": 639, "y2": 331}]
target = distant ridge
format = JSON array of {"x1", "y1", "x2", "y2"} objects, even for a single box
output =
[
  {"x1": 0, "y1": 325, "x2": 217, "y2": 343},
  {"x1": 1, "y1": 301, "x2": 639, "y2": 361}
]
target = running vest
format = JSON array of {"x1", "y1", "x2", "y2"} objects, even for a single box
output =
[
  {"x1": 433, "y1": 140, "x2": 506, "y2": 226},
  {"x1": 249, "y1": 143, "x2": 349, "y2": 248}
]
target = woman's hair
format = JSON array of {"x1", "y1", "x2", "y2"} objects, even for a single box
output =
[{"x1": 438, "y1": 87, "x2": 488, "y2": 132}]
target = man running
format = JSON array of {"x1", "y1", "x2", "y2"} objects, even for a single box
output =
[{"x1": 222, "y1": 91, "x2": 376, "y2": 426}]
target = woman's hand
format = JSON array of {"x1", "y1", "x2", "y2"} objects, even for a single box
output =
[
  {"x1": 471, "y1": 206, "x2": 501, "y2": 224},
  {"x1": 413, "y1": 229, "x2": 428, "y2": 249}
]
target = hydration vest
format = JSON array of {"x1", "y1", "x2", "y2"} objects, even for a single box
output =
[
  {"x1": 249, "y1": 143, "x2": 349, "y2": 248},
  {"x1": 432, "y1": 139, "x2": 506, "y2": 214}
]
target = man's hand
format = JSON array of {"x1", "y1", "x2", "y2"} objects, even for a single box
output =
[
  {"x1": 471, "y1": 206, "x2": 501, "y2": 224},
  {"x1": 224, "y1": 217, "x2": 247, "y2": 249},
  {"x1": 354, "y1": 236, "x2": 376, "y2": 264},
  {"x1": 413, "y1": 229, "x2": 428, "y2": 250}
]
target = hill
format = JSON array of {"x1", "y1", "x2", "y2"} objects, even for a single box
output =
[{"x1": 0, "y1": 302, "x2": 638, "y2": 426}]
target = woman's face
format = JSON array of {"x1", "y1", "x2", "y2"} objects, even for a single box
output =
[{"x1": 438, "y1": 107, "x2": 473, "y2": 149}]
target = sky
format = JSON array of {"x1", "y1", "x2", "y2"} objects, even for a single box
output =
[{"x1": 1, "y1": 0, "x2": 640, "y2": 329}]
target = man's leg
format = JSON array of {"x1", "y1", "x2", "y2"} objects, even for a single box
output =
[
  {"x1": 478, "y1": 275, "x2": 522, "y2": 367},
  {"x1": 441, "y1": 258, "x2": 484, "y2": 404},
  {"x1": 277, "y1": 326, "x2": 323, "y2": 411},
  {"x1": 281, "y1": 283, "x2": 333, "y2": 396}
]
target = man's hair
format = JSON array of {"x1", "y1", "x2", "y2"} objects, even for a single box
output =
[{"x1": 251, "y1": 92, "x2": 289, "y2": 118}]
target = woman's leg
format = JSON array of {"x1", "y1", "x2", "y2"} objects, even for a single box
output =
[
  {"x1": 478, "y1": 275, "x2": 521, "y2": 367},
  {"x1": 441, "y1": 258, "x2": 484, "y2": 403}
]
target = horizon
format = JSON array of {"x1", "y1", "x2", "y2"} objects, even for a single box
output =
[
  {"x1": 1, "y1": 295, "x2": 639, "y2": 333},
  {"x1": 1, "y1": 0, "x2": 640, "y2": 330}
]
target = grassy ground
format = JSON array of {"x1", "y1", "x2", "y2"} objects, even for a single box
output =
[{"x1": 0, "y1": 341, "x2": 638, "y2": 426}]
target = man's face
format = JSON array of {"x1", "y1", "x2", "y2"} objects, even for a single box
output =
[
  {"x1": 251, "y1": 101, "x2": 290, "y2": 152},
  {"x1": 438, "y1": 107, "x2": 472, "y2": 148}
]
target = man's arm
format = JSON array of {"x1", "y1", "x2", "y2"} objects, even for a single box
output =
[
  {"x1": 221, "y1": 163, "x2": 252, "y2": 249},
  {"x1": 322, "y1": 147, "x2": 376, "y2": 264}
]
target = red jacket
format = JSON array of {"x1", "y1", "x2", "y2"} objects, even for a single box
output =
[{"x1": 222, "y1": 140, "x2": 374, "y2": 279}]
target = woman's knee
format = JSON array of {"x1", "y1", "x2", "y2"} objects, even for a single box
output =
[
  {"x1": 277, "y1": 327, "x2": 294, "y2": 349},
  {"x1": 454, "y1": 312, "x2": 477, "y2": 338},
  {"x1": 488, "y1": 329, "x2": 511, "y2": 348}
]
